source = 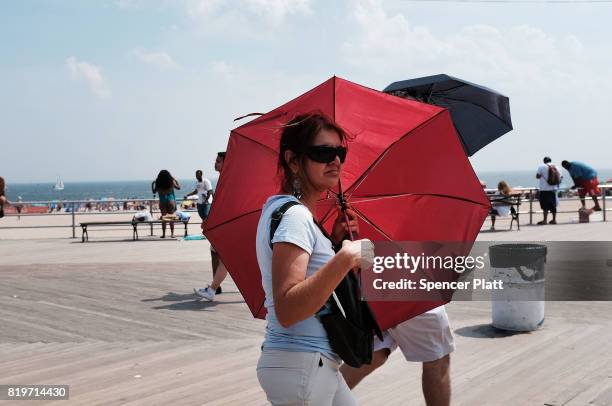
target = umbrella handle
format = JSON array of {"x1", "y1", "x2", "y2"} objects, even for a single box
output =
[
  {"x1": 342, "y1": 211, "x2": 354, "y2": 241},
  {"x1": 336, "y1": 179, "x2": 354, "y2": 241},
  {"x1": 336, "y1": 180, "x2": 365, "y2": 299}
]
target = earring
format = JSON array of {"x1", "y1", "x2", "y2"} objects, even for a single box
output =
[{"x1": 292, "y1": 178, "x2": 302, "y2": 199}]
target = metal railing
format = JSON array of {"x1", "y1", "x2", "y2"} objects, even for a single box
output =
[
  {"x1": 0, "y1": 198, "x2": 200, "y2": 238},
  {"x1": 2, "y1": 185, "x2": 611, "y2": 237},
  {"x1": 485, "y1": 184, "x2": 612, "y2": 224}
]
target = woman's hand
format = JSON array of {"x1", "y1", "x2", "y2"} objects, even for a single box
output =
[
  {"x1": 331, "y1": 206, "x2": 359, "y2": 245},
  {"x1": 340, "y1": 238, "x2": 374, "y2": 271}
]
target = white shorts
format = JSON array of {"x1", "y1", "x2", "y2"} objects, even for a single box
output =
[{"x1": 373, "y1": 306, "x2": 455, "y2": 363}]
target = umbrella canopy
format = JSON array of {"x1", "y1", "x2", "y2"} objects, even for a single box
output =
[
  {"x1": 383, "y1": 74, "x2": 512, "y2": 156},
  {"x1": 204, "y1": 76, "x2": 490, "y2": 330}
]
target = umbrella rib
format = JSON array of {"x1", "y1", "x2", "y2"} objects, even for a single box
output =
[
  {"x1": 345, "y1": 110, "x2": 448, "y2": 197},
  {"x1": 432, "y1": 82, "x2": 466, "y2": 94},
  {"x1": 350, "y1": 205, "x2": 394, "y2": 241},
  {"x1": 232, "y1": 129, "x2": 279, "y2": 156},
  {"x1": 430, "y1": 94, "x2": 512, "y2": 128},
  {"x1": 350, "y1": 192, "x2": 490, "y2": 208},
  {"x1": 205, "y1": 208, "x2": 263, "y2": 234},
  {"x1": 236, "y1": 110, "x2": 289, "y2": 130}
]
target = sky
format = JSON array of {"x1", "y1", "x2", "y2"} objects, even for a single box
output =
[{"x1": 2, "y1": 0, "x2": 612, "y2": 183}]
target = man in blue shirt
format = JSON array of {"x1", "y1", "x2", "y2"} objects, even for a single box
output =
[{"x1": 561, "y1": 160, "x2": 601, "y2": 211}]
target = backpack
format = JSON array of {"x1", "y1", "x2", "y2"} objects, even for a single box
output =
[
  {"x1": 269, "y1": 200, "x2": 383, "y2": 368},
  {"x1": 547, "y1": 164, "x2": 561, "y2": 186}
]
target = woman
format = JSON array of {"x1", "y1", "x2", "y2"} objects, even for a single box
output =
[
  {"x1": 0, "y1": 176, "x2": 8, "y2": 218},
  {"x1": 255, "y1": 112, "x2": 368, "y2": 406},
  {"x1": 489, "y1": 180, "x2": 515, "y2": 231},
  {"x1": 152, "y1": 170, "x2": 180, "y2": 238}
]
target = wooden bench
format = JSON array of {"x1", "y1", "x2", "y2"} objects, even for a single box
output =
[
  {"x1": 488, "y1": 193, "x2": 522, "y2": 230},
  {"x1": 80, "y1": 219, "x2": 190, "y2": 242}
]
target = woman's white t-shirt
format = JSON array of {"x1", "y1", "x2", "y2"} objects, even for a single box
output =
[{"x1": 255, "y1": 194, "x2": 338, "y2": 360}]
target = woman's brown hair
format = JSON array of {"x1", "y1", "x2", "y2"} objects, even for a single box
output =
[
  {"x1": 498, "y1": 180, "x2": 513, "y2": 196},
  {"x1": 278, "y1": 112, "x2": 349, "y2": 193}
]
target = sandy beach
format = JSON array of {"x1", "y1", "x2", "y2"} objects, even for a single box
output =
[{"x1": 1, "y1": 208, "x2": 612, "y2": 405}]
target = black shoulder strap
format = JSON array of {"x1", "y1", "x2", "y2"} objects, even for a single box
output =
[
  {"x1": 269, "y1": 200, "x2": 301, "y2": 249},
  {"x1": 269, "y1": 199, "x2": 342, "y2": 253}
]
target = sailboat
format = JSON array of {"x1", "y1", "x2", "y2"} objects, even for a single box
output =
[{"x1": 53, "y1": 178, "x2": 64, "y2": 191}]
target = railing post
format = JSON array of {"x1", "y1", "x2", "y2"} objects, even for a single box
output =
[
  {"x1": 529, "y1": 189, "x2": 533, "y2": 225},
  {"x1": 149, "y1": 199, "x2": 154, "y2": 236},
  {"x1": 71, "y1": 202, "x2": 76, "y2": 238},
  {"x1": 603, "y1": 187, "x2": 607, "y2": 222}
]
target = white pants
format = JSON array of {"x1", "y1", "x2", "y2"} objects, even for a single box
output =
[
  {"x1": 257, "y1": 349, "x2": 356, "y2": 406},
  {"x1": 374, "y1": 306, "x2": 455, "y2": 362}
]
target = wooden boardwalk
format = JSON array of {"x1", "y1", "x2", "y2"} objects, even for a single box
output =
[{"x1": 1, "y1": 224, "x2": 612, "y2": 405}]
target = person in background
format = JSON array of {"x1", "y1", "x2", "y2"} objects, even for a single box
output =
[
  {"x1": 341, "y1": 303, "x2": 455, "y2": 406},
  {"x1": 0, "y1": 177, "x2": 9, "y2": 219},
  {"x1": 561, "y1": 160, "x2": 602, "y2": 211},
  {"x1": 185, "y1": 170, "x2": 213, "y2": 222},
  {"x1": 152, "y1": 169, "x2": 180, "y2": 238},
  {"x1": 14, "y1": 196, "x2": 23, "y2": 220},
  {"x1": 536, "y1": 157, "x2": 561, "y2": 225},
  {"x1": 194, "y1": 152, "x2": 228, "y2": 299},
  {"x1": 487, "y1": 181, "x2": 516, "y2": 231}
]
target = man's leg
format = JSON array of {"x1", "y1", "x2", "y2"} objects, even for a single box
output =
[
  {"x1": 422, "y1": 354, "x2": 451, "y2": 406},
  {"x1": 340, "y1": 348, "x2": 390, "y2": 389},
  {"x1": 211, "y1": 248, "x2": 219, "y2": 278},
  {"x1": 592, "y1": 195, "x2": 601, "y2": 210},
  {"x1": 209, "y1": 261, "x2": 228, "y2": 291},
  {"x1": 538, "y1": 195, "x2": 548, "y2": 225},
  {"x1": 389, "y1": 307, "x2": 455, "y2": 406}
]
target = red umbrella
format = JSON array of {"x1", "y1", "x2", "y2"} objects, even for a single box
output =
[{"x1": 203, "y1": 76, "x2": 489, "y2": 330}]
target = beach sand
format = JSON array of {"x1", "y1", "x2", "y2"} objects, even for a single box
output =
[{"x1": 1, "y1": 210, "x2": 611, "y2": 405}]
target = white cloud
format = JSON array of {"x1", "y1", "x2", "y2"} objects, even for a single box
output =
[
  {"x1": 244, "y1": 0, "x2": 312, "y2": 23},
  {"x1": 65, "y1": 56, "x2": 112, "y2": 99},
  {"x1": 132, "y1": 49, "x2": 179, "y2": 70},
  {"x1": 342, "y1": 0, "x2": 605, "y2": 96},
  {"x1": 187, "y1": 0, "x2": 223, "y2": 16},
  {"x1": 116, "y1": 0, "x2": 135, "y2": 9},
  {"x1": 341, "y1": 0, "x2": 612, "y2": 171},
  {"x1": 186, "y1": 0, "x2": 311, "y2": 27},
  {"x1": 210, "y1": 60, "x2": 235, "y2": 80}
]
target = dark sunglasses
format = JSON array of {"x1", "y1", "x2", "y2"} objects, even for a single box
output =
[{"x1": 306, "y1": 145, "x2": 347, "y2": 164}]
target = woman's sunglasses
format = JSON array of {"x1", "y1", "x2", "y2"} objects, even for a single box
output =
[{"x1": 306, "y1": 145, "x2": 348, "y2": 164}]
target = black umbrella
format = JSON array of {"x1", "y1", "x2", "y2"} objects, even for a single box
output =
[{"x1": 383, "y1": 74, "x2": 512, "y2": 156}]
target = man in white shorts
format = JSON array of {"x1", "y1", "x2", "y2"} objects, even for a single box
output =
[{"x1": 340, "y1": 306, "x2": 454, "y2": 406}]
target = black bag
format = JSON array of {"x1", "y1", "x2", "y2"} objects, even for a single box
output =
[{"x1": 269, "y1": 200, "x2": 383, "y2": 368}]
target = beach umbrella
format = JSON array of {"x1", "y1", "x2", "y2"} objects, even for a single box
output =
[
  {"x1": 203, "y1": 76, "x2": 489, "y2": 330},
  {"x1": 383, "y1": 74, "x2": 512, "y2": 156}
]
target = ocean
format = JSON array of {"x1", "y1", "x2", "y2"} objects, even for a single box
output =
[
  {"x1": 4, "y1": 179, "x2": 218, "y2": 202},
  {"x1": 5, "y1": 170, "x2": 612, "y2": 202},
  {"x1": 477, "y1": 169, "x2": 612, "y2": 190}
]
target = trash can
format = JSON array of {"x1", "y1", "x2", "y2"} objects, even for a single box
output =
[{"x1": 489, "y1": 244, "x2": 546, "y2": 331}]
